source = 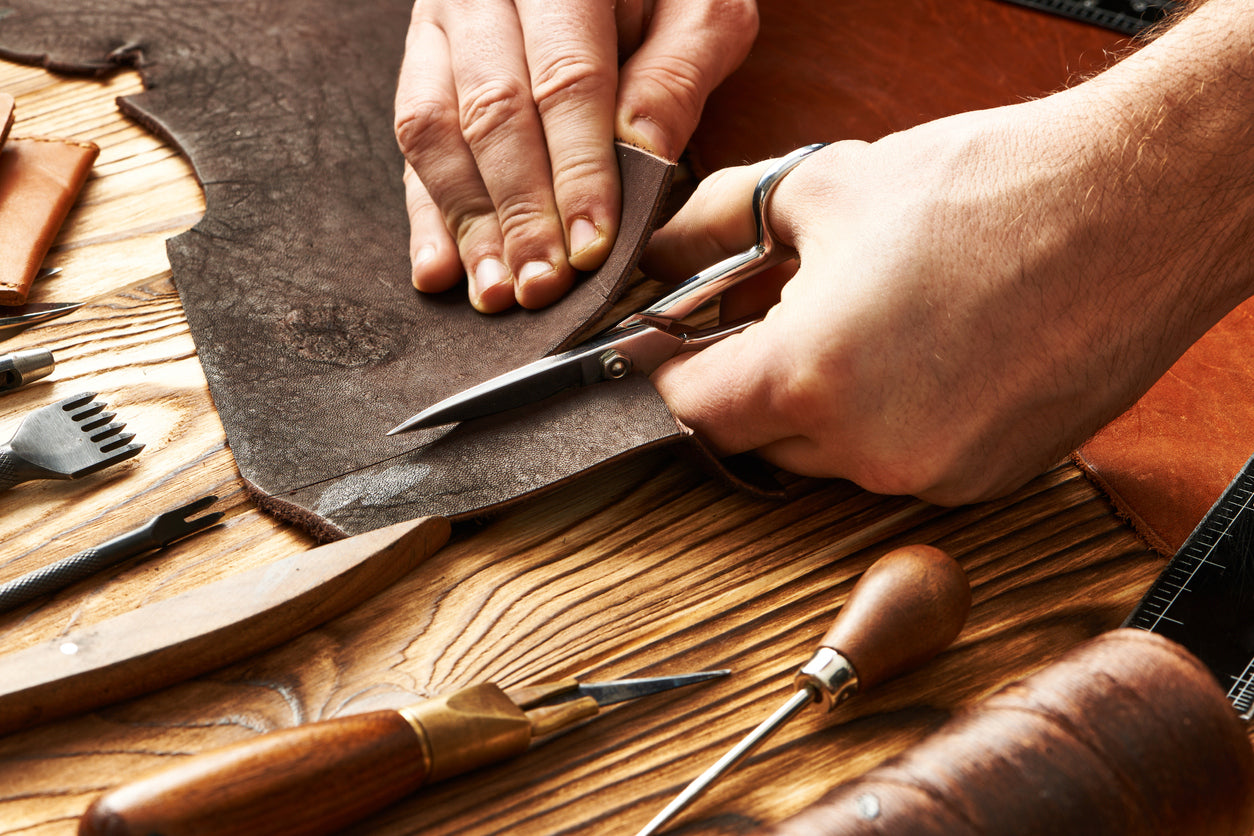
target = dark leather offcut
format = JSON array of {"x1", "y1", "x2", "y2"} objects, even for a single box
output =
[{"x1": 0, "y1": 0, "x2": 690, "y2": 540}]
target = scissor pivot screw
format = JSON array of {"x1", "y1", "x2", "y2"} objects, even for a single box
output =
[{"x1": 600, "y1": 350, "x2": 633, "y2": 379}]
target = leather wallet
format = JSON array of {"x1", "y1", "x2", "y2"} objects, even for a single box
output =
[{"x1": 0, "y1": 135, "x2": 99, "y2": 304}]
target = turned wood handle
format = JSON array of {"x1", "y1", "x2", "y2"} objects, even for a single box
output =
[
  {"x1": 78, "y1": 710, "x2": 430, "y2": 836},
  {"x1": 823, "y1": 545, "x2": 970, "y2": 690},
  {"x1": 768, "y1": 629, "x2": 1254, "y2": 836}
]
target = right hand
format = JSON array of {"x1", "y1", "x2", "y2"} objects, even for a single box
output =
[{"x1": 394, "y1": 0, "x2": 758, "y2": 312}]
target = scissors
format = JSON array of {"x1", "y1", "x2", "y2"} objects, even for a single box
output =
[{"x1": 388, "y1": 143, "x2": 826, "y2": 436}]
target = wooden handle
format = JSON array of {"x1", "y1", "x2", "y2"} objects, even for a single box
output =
[
  {"x1": 78, "y1": 710, "x2": 430, "y2": 836},
  {"x1": 822, "y1": 545, "x2": 970, "y2": 690},
  {"x1": 769, "y1": 630, "x2": 1254, "y2": 836}
]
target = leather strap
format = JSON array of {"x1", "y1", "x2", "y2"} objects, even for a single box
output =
[{"x1": 0, "y1": 136, "x2": 99, "y2": 305}]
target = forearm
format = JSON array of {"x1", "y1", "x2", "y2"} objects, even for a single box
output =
[{"x1": 1041, "y1": 0, "x2": 1254, "y2": 353}]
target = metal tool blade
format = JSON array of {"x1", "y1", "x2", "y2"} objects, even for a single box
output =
[
  {"x1": 570, "y1": 670, "x2": 731, "y2": 708},
  {"x1": 0, "y1": 302, "x2": 83, "y2": 343},
  {"x1": 1124, "y1": 452, "x2": 1254, "y2": 719}
]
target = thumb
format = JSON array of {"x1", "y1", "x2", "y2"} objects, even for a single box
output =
[
  {"x1": 641, "y1": 161, "x2": 770, "y2": 282},
  {"x1": 651, "y1": 314, "x2": 800, "y2": 456},
  {"x1": 614, "y1": 0, "x2": 757, "y2": 159}
]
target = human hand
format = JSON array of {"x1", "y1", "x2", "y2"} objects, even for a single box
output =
[
  {"x1": 394, "y1": 0, "x2": 757, "y2": 313},
  {"x1": 646, "y1": 83, "x2": 1253, "y2": 504}
]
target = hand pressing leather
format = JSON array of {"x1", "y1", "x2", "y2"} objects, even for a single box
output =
[
  {"x1": 647, "y1": 1, "x2": 1254, "y2": 504},
  {"x1": 394, "y1": 0, "x2": 757, "y2": 313}
]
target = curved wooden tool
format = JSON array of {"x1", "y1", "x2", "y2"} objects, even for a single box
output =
[
  {"x1": 766, "y1": 629, "x2": 1254, "y2": 836},
  {"x1": 0, "y1": 515, "x2": 449, "y2": 736}
]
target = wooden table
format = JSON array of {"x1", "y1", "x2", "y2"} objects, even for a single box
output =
[{"x1": 0, "y1": 56, "x2": 1173, "y2": 835}]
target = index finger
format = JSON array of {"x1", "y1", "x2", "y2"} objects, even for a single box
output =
[{"x1": 516, "y1": 0, "x2": 621, "y2": 274}]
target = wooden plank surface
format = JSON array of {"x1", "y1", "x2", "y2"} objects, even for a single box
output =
[{"x1": 0, "y1": 57, "x2": 1187, "y2": 836}]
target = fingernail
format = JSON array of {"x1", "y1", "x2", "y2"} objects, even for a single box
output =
[
  {"x1": 626, "y1": 115, "x2": 669, "y2": 156},
  {"x1": 412, "y1": 243, "x2": 436, "y2": 267},
  {"x1": 518, "y1": 260, "x2": 553, "y2": 288},
  {"x1": 569, "y1": 218, "x2": 601, "y2": 259},
  {"x1": 471, "y1": 258, "x2": 510, "y2": 303}
]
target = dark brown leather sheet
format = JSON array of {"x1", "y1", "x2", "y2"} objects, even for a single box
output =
[{"x1": 0, "y1": 0, "x2": 690, "y2": 540}]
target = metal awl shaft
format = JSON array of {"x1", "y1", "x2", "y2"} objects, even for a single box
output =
[
  {"x1": 633, "y1": 545, "x2": 971, "y2": 834},
  {"x1": 635, "y1": 686, "x2": 815, "y2": 836}
]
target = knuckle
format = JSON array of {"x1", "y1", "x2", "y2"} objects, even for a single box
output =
[
  {"x1": 550, "y1": 147, "x2": 611, "y2": 195},
  {"x1": 633, "y1": 57, "x2": 705, "y2": 121},
  {"x1": 458, "y1": 80, "x2": 530, "y2": 147},
  {"x1": 718, "y1": 0, "x2": 760, "y2": 47},
  {"x1": 394, "y1": 95, "x2": 458, "y2": 159},
  {"x1": 530, "y1": 54, "x2": 613, "y2": 118},
  {"x1": 494, "y1": 194, "x2": 553, "y2": 244}
]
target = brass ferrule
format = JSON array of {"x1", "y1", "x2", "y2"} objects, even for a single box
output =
[{"x1": 398, "y1": 683, "x2": 533, "y2": 782}]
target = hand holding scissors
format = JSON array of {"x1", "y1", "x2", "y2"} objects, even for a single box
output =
[{"x1": 389, "y1": 143, "x2": 826, "y2": 436}]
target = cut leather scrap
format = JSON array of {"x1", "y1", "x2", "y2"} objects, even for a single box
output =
[
  {"x1": 1072, "y1": 301, "x2": 1254, "y2": 555},
  {"x1": 0, "y1": 135, "x2": 98, "y2": 304},
  {"x1": 0, "y1": 0, "x2": 707, "y2": 539}
]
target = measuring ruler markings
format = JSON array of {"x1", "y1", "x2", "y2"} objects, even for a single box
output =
[
  {"x1": 1125, "y1": 455, "x2": 1254, "y2": 720},
  {"x1": 996, "y1": 0, "x2": 1182, "y2": 36}
]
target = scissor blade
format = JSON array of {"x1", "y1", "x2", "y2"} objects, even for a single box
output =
[
  {"x1": 387, "y1": 347, "x2": 604, "y2": 435},
  {"x1": 387, "y1": 324, "x2": 686, "y2": 435}
]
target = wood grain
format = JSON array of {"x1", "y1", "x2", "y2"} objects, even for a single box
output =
[{"x1": 0, "y1": 50, "x2": 1236, "y2": 836}]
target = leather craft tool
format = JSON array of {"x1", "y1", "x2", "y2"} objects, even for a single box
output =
[
  {"x1": 0, "y1": 347, "x2": 53, "y2": 394},
  {"x1": 996, "y1": 0, "x2": 1180, "y2": 35},
  {"x1": 0, "y1": 515, "x2": 450, "y2": 735},
  {"x1": 78, "y1": 670, "x2": 728, "y2": 836},
  {"x1": 0, "y1": 391, "x2": 142, "y2": 490},
  {"x1": 0, "y1": 494, "x2": 221, "y2": 613},
  {"x1": 1123, "y1": 450, "x2": 1254, "y2": 717},
  {"x1": 767, "y1": 630, "x2": 1254, "y2": 836},
  {"x1": 637, "y1": 545, "x2": 970, "y2": 836},
  {"x1": 760, "y1": 461, "x2": 1254, "y2": 836},
  {"x1": 0, "y1": 300, "x2": 81, "y2": 342},
  {"x1": 389, "y1": 143, "x2": 827, "y2": 436}
]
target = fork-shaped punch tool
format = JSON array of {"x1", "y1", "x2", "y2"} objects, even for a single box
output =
[
  {"x1": 0, "y1": 495, "x2": 222, "y2": 613},
  {"x1": 0, "y1": 392, "x2": 143, "y2": 490},
  {"x1": 80, "y1": 670, "x2": 729, "y2": 836}
]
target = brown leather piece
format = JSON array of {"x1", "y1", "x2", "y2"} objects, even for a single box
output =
[
  {"x1": 1072, "y1": 302, "x2": 1254, "y2": 555},
  {"x1": 0, "y1": 136, "x2": 98, "y2": 304},
  {"x1": 0, "y1": 0, "x2": 692, "y2": 539}
]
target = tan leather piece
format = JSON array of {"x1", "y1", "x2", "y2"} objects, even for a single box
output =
[
  {"x1": 0, "y1": 135, "x2": 98, "y2": 304},
  {"x1": 1072, "y1": 302, "x2": 1254, "y2": 555}
]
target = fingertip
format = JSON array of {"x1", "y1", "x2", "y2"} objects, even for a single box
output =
[
  {"x1": 567, "y1": 217, "x2": 611, "y2": 272},
  {"x1": 516, "y1": 260, "x2": 574, "y2": 309},
  {"x1": 616, "y1": 113, "x2": 676, "y2": 160},
  {"x1": 410, "y1": 241, "x2": 464, "y2": 294},
  {"x1": 470, "y1": 258, "x2": 516, "y2": 313}
]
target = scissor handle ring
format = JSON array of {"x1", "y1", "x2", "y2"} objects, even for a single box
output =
[
  {"x1": 751, "y1": 142, "x2": 829, "y2": 256},
  {"x1": 624, "y1": 143, "x2": 828, "y2": 327}
]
